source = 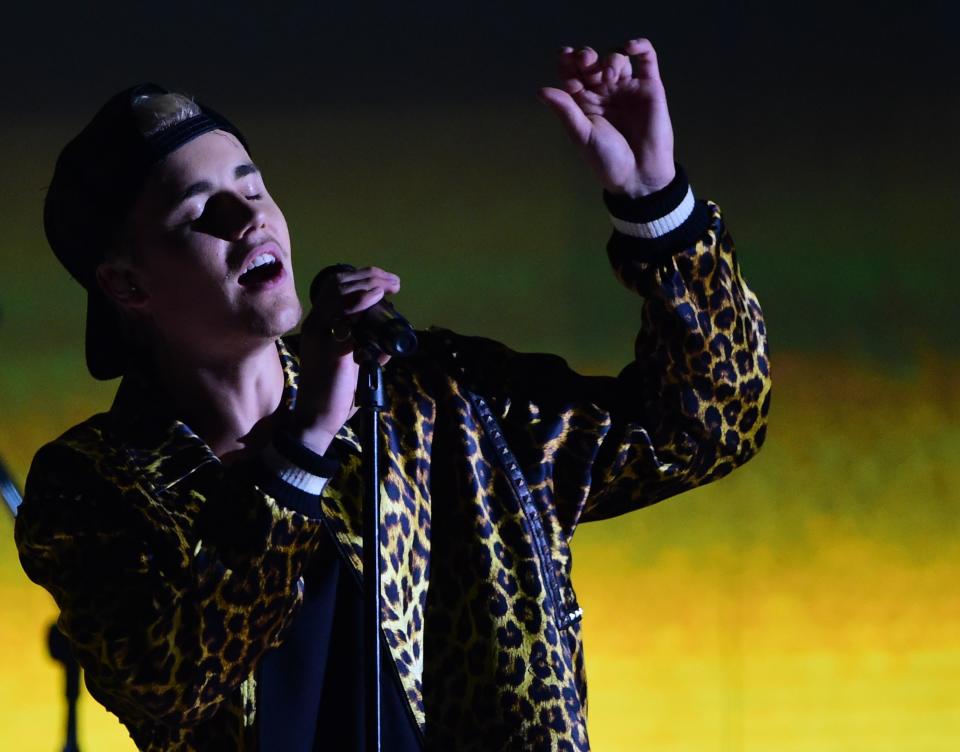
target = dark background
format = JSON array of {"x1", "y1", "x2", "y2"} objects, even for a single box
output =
[{"x1": 3, "y1": 2, "x2": 957, "y2": 112}]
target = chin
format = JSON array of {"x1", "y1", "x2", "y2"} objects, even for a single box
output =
[{"x1": 250, "y1": 294, "x2": 303, "y2": 339}]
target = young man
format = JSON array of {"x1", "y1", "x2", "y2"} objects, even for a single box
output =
[{"x1": 16, "y1": 40, "x2": 770, "y2": 751}]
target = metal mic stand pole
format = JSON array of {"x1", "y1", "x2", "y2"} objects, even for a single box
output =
[
  {"x1": 48, "y1": 624, "x2": 81, "y2": 752},
  {"x1": 1, "y1": 456, "x2": 81, "y2": 752},
  {"x1": 355, "y1": 351, "x2": 385, "y2": 752}
]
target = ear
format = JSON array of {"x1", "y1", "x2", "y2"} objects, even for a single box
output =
[{"x1": 95, "y1": 261, "x2": 149, "y2": 311}]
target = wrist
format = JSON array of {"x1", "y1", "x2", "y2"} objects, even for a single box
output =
[
  {"x1": 603, "y1": 162, "x2": 692, "y2": 235},
  {"x1": 285, "y1": 410, "x2": 342, "y2": 456},
  {"x1": 258, "y1": 425, "x2": 342, "y2": 501},
  {"x1": 617, "y1": 166, "x2": 678, "y2": 199},
  {"x1": 604, "y1": 162, "x2": 713, "y2": 262}
]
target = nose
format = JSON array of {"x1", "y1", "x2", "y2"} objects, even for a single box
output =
[{"x1": 195, "y1": 191, "x2": 265, "y2": 241}]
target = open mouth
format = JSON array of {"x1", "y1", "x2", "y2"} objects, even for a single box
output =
[{"x1": 238, "y1": 252, "x2": 283, "y2": 287}]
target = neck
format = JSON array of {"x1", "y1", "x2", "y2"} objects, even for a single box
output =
[{"x1": 153, "y1": 338, "x2": 286, "y2": 459}]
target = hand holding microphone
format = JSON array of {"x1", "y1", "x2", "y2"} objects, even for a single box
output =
[
  {"x1": 291, "y1": 264, "x2": 412, "y2": 456},
  {"x1": 309, "y1": 264, "x2": 417, "y2": 359}
]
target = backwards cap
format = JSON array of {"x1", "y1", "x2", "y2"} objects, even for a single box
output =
[{"x1": 43, "y1": 83, "x2": 248, "y2": 380}]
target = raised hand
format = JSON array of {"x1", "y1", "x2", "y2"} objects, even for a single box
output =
[{"x1": 539, "y1": 38, "x2": 676, "y2": 198}]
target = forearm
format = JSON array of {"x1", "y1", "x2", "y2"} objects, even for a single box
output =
[{"x1": 583, "y1": 191, "x2": 770, "y2": 518}]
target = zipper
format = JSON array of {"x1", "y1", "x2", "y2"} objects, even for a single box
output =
[{"x1": 465, "y1": 390, "x2": 582, "y2": 630}]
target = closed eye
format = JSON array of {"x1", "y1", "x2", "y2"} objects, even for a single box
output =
[{"x1": 176, "y1": 200, "x2": 207, "y2": 227}]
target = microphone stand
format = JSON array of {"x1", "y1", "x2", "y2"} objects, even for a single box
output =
[
  {"x1": 1, "y1": 456, "x2": 81, "y2": 752},
  {"x1": 49, "y1": 624, "x2": 81, "y2": 752},
  {"x1": 355, "y1": 351, "x2": 385, "y2": 752},
  {"x1": 311, "y1": 263, "x2": 418, "y2": 750}
]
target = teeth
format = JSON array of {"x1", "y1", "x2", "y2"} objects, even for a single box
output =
[{"x1": 243, "y1": 253, "x2": 277, "y2": 275}]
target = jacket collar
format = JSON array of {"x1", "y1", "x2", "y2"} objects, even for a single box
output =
[{"x1": 107, "y1": 337, "x2": 310, "y2": 491}]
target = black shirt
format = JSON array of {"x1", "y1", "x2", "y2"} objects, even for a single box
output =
[{"x1": 257, "y1": 498, "x2": 423, "y2": 752}]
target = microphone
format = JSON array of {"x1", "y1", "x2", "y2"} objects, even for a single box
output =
[{"x1": 310, "y1": 264, "x2": 418, "y2": 358}]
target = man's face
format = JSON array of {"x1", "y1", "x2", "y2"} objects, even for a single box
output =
[{"x1": 117, "y1": 129, "x2": 302, "y2": 363}]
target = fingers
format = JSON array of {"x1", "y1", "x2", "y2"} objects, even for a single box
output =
[
  {"x1": 338, "y1": 276, "x2": 400, "y2": 297},
  {"x1": 557, "y1": 46, "x2": 602, "y2": 92},
  {"x1": 622, "y1": 37, "x2": 660, "y2": 81},
  {"x1": 328, "y1": 267, "x2": 400, "y2": 298},
  {"x1": 556, "y1": 46, "x2": 599, "y2": 75},
  {"x1": 338, "y1": 268, "x2": 400, "y2": 318},
  {"x1": 311, "y1": 265, "x2": 401, "y2": 321},
  {"x1": 335, "y1": 266, "x2": 400, "y2": 292},
  {"x1": 554, "y1": 39, "x2": 660, "y2": 93},
  {"x1": 537, "y1": 87, "x2": 592, "y2": 146},
  {"x1": 543, "y1": 44, "x2": 632, "y2": 144},
  {"x1": 623, "y1": 37, "x2": 656, "y2": 57},
  {"x1": 341, "y1": 286, "x2": 386, "y2": 316},
  {"x1": 299, "y1": 305, "x2": 354, "y2": 356},
  {"x1": 556, "y1": 46, "x2": 579, "y2": 88},
  {"x1": 601, "y1": 52, "x2": 632, "y2": 86}
]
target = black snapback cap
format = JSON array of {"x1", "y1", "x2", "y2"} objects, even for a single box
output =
[{"x1": 43, "y1": 83, "x2": 249, "y2": 380}]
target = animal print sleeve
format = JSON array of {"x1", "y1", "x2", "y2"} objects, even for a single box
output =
[
  {"x1": 436, "y1": 179, "x2": 770, "y2": 534},
  {"x1": 14, "y1": 435, "x2": 325, "y2": 730},
  {"x1": 574, "y1": 195, "x2": 771, "y2": 523}
]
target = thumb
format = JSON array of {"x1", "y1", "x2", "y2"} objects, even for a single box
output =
[{"x1": 537, "y1": 87, "x2": 592, "y2": 147}]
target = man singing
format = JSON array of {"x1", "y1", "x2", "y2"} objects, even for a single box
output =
[{"x1": 16, "y1": 39, "x2": 770, "y2": 751}]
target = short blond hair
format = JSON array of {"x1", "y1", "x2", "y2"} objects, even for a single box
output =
[{"x1": 131, "y1": 92, "x2": 202, "y2": 137}]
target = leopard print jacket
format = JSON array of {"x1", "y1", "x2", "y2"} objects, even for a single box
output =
[{"x1": 16, "y1": 200, "x2": 770, "y2": 750}]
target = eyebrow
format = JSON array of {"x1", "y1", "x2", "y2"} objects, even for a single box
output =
[{"x1": 175, "y1": 162, "x2": 260, "y2": 204}]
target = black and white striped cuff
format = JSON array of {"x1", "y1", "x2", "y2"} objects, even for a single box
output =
[
  {"x1": 604, "y1": 164, "x2": 711, "y2": 260},
  {"x1": 609, "y1": 186, "x2": 695, "y2": 239},
  {"x1": 261, "y1": 443, "x2": 330, "y2": 495},
  {"x1": 260, "y1": 430, "x2": 342, "y2": 498}
]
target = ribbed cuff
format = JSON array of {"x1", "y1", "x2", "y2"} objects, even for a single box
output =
[
  {"x1": 261, "y1": 443, "x2": 330, "y2": 496},
  {"x1": 255, "y1": 432, "x2": 342, "y2": 509},
  {"x1": 609, "y1": 186, "x2": 695, "y2": 238},
  {"x1": 604, "y1": 164, "x2": 692, "y2": 224},
  {"x1": 604, "y1": 164, "x2": 712, "y2": 261},
  {"x1": 273, "y1": 430, "x2": 342, "y2": 478}
]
